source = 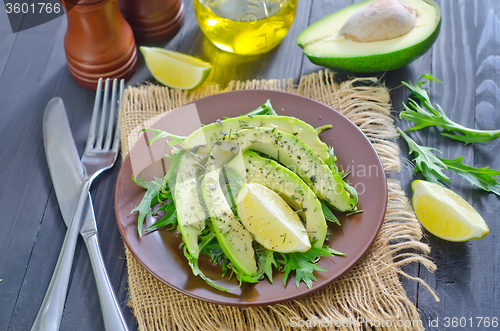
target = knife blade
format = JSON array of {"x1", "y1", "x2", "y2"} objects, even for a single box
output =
[{"x1": 42, "y1": 97, "x2": 128, "y2": 331}]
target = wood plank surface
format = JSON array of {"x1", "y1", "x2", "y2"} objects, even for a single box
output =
[
  {"x1": 415, "y1": 1, "x2": 500, "y2": 329},
  {"x1": 0, "y1": 25, "x2": 66, "y2": 330},
  {"x1": 474, "y1": 3, "x2": 500, "y2": 320},
  {"x1": 0, "y1": 0, "x2": 499, "y2": 330}
]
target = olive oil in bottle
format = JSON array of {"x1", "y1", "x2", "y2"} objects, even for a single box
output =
[{"x1": 194, "y1": 0, "x2": 296, "y2": 55}]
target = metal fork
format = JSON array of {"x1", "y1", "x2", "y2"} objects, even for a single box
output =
[{"x1": 31, "y1": 78, "x2": 124, "y2": 331}]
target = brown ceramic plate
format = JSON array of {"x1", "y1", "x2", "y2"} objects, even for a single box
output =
[{"x1": 115, "y1": 90, "x2": 387, "y2": 306}]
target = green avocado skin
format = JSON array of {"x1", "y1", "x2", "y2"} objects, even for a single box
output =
[{"x1": 304, "y1": 19, "x2": 441, "y2": 73}]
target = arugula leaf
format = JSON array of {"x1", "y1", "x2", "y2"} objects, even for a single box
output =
[
  {"x1": 280, "y1": 246, "x2": 334, "y2": 289},
  {"x1": 131, "y1": 149, "x2": 185, "y2": 236},
  {"x1": 245, "y1": 99, "x2": 278, "y2": 116},
  {"x1": 145, "y1": 199, "x2": 177, "y2": 232},
  {"x1": 203, "y1": 242, "x2": 231, "y2": 277},
  {"x1": 165, "y1": 149, "x2": 186, "y2": 186},
  {"x1": 256, "y1": 249, "x2": 278, "y2": 284},
  {"x1": 398, "y1": 129, "x2": 500, "y2": 196},
  {"x1": 402, "y1": 73, "x2": 442, "y2": 111},
  {"x1": 400, "y1": 74, "x2": 500, "y2": 144},
  {"x1": 141, "y1": 128, "x2": 186, "y2": 146},
  {"x1": 198, "y1": 223, "x2": 232, "y2": 277},
  {"x1": 233, "y1": 269, "x2": 260, "y2": 284},
  {"x1": 440, "y1": 157, "x2": 500, "y2": 196},
  {"x1": 321, "y1": 200, "x2": 340, "y2": 226},
  {"x1": 195, "y1": 220, "x2": 345, "y2": 289},
  {"x1": 151, "y1": 191, "x2": 172, "y2": 208},
  {"x1": 155, "y1": 193, "x2": 173, "y2": 210},
  {"x1": 398, "y1": 128, "x2": 450, "y2": 184},
  {"x1": 131, "y1": 176, "x2": 167, "y2": 237},
  {"x1": 182, "y1": 246, "x2": 239, "y2": 292},
  {"x1": 223, "y1": 99, "x2": 278, "y2": 119},
  {"x1": 322, "y1": 244, "x2": 346, "y2": 256},
  {"x1": 198, "y1": 227, "x2": 216, "y2": 251}
]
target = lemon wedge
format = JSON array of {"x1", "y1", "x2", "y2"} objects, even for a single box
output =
[
  {"x1": 140, "y1": 46, "x2": 212, "y2": 90},
  {"x1": 411, "y1": 180, "x2": 489, "y2": 242},
  {"x1": 236, "y1": 183, "x2": 311, "y2": 253}
]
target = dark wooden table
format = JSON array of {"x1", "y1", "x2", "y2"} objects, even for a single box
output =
[{"x1": 1, "y1": 1, "x2": 499, "y2": 330}]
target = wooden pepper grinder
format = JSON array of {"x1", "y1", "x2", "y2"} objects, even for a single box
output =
[
  {"x1": 61, "y1": 0, "x2": 138, "y2": 90},
  {"x1": 118, "y1": 0, "x2": 184, "y2": 44}
]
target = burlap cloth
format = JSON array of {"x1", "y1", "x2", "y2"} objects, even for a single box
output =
[{"x1": 118, "y1": 70, "x2": 438, "y2": 331}]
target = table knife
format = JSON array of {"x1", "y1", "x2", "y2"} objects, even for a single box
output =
[{"x1": 40, "y1": 97, "x2": 128, "y2": 331}]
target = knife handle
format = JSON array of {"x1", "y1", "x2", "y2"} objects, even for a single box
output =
[
  {"x1": 82, "y1": 215, "x2": 129, "y2": 331},
  {"x1": 31, "y1": 180, "x2": 91, "y2": 331}
]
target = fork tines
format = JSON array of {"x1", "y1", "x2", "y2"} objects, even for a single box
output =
[{"x1": 86, "y1": 78, "x2": 125, "y2": 152}]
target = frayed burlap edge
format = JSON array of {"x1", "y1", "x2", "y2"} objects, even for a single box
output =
[{"x1": 118, "y1": 70, "x2": 438, "y2": 331}]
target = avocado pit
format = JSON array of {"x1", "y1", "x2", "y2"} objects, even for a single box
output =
[{"x1": 339, "y1": 0, "x2": 417, "y2": 42}]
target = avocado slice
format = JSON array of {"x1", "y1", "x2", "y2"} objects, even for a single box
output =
[
  {"x1": 201, "y1": 165, "x2": 258, "y2": 277},
  {"x1": 297, "y1": 0, "x2": 441, "y2": 73},
  {"x1": 229, "y1": 151, "x2": 328, "y2": 248},
  {"x1": 183, "y1": 115, "x2": 330, "y2": 162},
  {"x1": 174, "y1": 152, "x2": 207, "y2": 258},
  {"x1": 227, "y1": 128, "x2": 356, "y2": 212}
]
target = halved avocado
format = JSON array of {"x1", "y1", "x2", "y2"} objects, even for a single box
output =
[
  {"x1": 183, "y1": 115, "x2": 330, "y2": 162},
  {"x1": 174, "y1": 152, "x2": 207, "y2": 258},
  {"x1": 227, "y1": 128, "x2": 357, "y2": 212},
  {"x1": 201, "y1": 166, "x2": 258, "y2": 277},
  {"x1": 297, "y1": 0, "x2": 441, "y2": 73}
]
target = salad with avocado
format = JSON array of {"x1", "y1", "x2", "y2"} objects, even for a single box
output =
[{"x1": 131, "y1": 100, "x2": 359, "y2": 291}]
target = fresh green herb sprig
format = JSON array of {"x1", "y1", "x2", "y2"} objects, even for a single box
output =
[
  {"x1": 182, "y1": 245, "x2": 240, "y2": 292},
  {"x1": 280, "y1": 243, "x2": 345, "y2": 289},
  {"x1": 245, "y1": 99, "x2": 278, "y2": 116},
  {"x1": 321, "y1": 201, "x2": 340, "y2": 225},
  {"x1": 131, "y1": 176, "x2": 169, "y2": 237},
  {"x1": 256, "y1": 249, "x2": 278, "y2": 283},
  {"x1": 255, "y1": 242, "x2": 346, "y2": 289},
  {"x1": 145, "y1": 197, "x2": 177, "y2": 232},
  {"x1": 141, "y1": 128, "x2": 186, "y2": 146},
  {"x1": 131, "y1": 150, "x2": 185, "y2": 236},
  {"x1": 398, "y1": 128, "x2": 450, "y2": 184},
  {"x1": 400, "y1": 74, "x2": 500, "y2": 144},
  {"x1": 440, "y1": 157, "x2": 500, "y2": 196},
  {"x1": 223, "y1": 99, "x2": 278, "y2": 119},
  {"x1": 189, "y1": 229, "x2": 345, "y2": 290},
  {"x1": 398, "y1": 129, "x2": 500, "y2": 196}
]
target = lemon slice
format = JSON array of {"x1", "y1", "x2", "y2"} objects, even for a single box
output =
[
  {"x1": 236, "y1": 183, "x2": 311, "y2": 253},
  {"x1": 140, "y1": 46, "x2": 212, "y2": 90},
  {"x1": 411, "y1": 180, "x2": 489, "y2": 242}
]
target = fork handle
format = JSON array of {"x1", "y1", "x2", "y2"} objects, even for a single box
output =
[
  {"x1": 83, "y1": 230, "x2": 129, "y2": 331},
  {"x1": 31, "y1": 180, "x2": 91, "y2": 331}
]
